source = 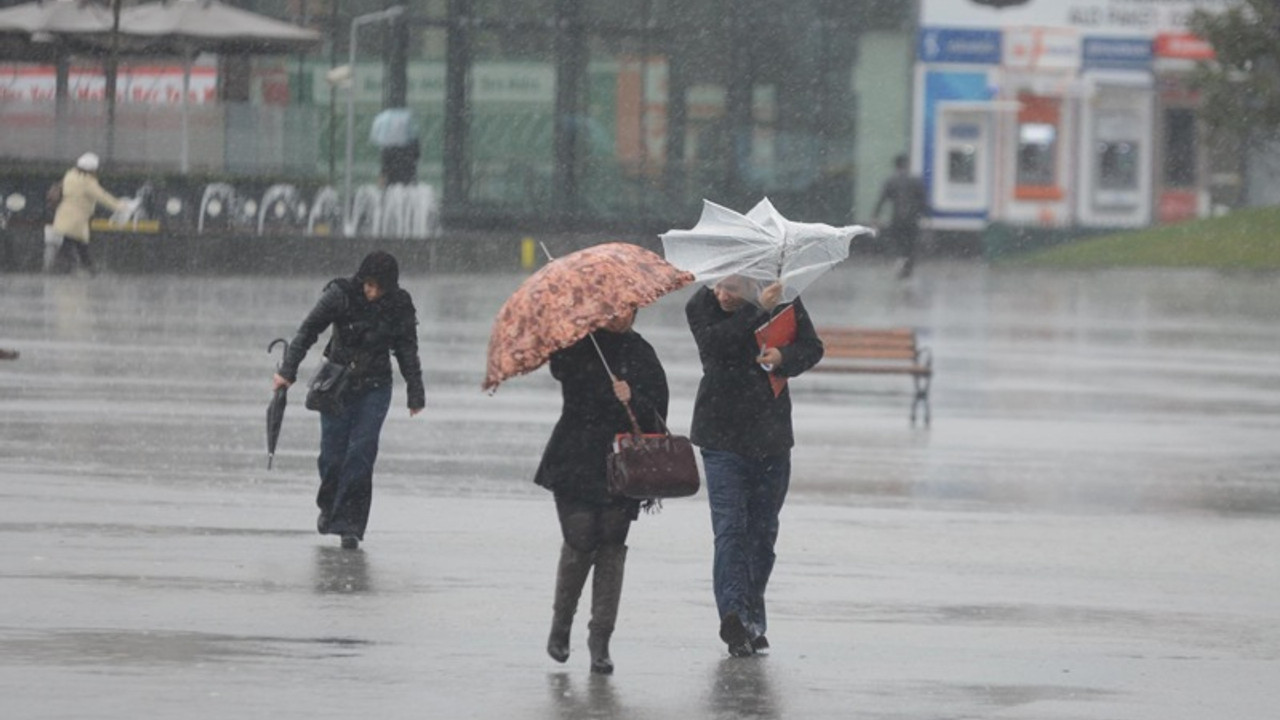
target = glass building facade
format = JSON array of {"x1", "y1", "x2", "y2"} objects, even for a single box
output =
[{"x1": 245, "y1": 1, "x2": 908, "y2": 227}]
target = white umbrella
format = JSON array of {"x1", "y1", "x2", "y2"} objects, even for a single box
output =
[
  {"x1": 660, "y1": 198, "x2": 875, "y2": 304},
  {"x1": 0, "y1": 0, "x2": 114, "y2": 36}
]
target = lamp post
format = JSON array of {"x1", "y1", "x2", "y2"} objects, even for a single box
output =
[{"x1": 343, "y1": 5, "x2": 406, "y2": 231}]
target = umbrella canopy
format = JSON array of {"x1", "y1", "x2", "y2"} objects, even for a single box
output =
[
  {"x1": 0, "y1": 0, "x2": 114, "y2": 35},
  {"x1": 120, "y1": 0, "x2": 319, "y2": 55},
  {"x1": 118, "y1": 0, "x2": 320, "y2": 173},
  {"x1": 370, "y1": 108, "x2": 419, "y2": 148},
  {"x1": 266, "y1": 337, "x2": 289, "y2": 470},
  {"x1": 483, "y1": 242, "x2": 694, "y2": 392},
  {"x1": 660, "y1": 198, "x2": 874, "y2": 304},
  {"x1": 0, "y1": 0, "x2": 115, "y2": 60}
]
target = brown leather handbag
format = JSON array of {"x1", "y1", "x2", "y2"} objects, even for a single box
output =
[{"x1": 606, "y1": 409, "x2": 701, "y2": 499}]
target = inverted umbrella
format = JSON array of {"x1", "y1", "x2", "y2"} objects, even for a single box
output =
[
  {"x1": 483, "y1": 242, "x2": 694, "y2": 392},
  {"x1": 266, "y1": 337, "x2": 289, "y2": 470},
  {"x1": 660, "y1": 197, "x2": 874, "y2": 304}
]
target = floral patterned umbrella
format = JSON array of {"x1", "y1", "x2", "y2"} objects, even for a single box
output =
[{"x1": 483, "y1": 242, "x2": 694, "y2": 392}]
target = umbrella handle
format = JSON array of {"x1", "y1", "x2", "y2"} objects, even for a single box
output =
[
  {"x1": 268, "y1": 337, "x2": 289, "y2": 370},
  {"x1": 543, "y1": 243, "x2": 643, "y2": 433}
]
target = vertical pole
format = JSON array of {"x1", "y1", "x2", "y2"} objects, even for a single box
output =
[
  {"x1": 328, "y1": 0, "x2": 338, "y2": 185},
  {"x1": 55, "y1": 50, "x2": 69, "y2": 160},
  {"x1": 181, "y1": 51, "x2": 192, "y2": 174},
  {"x1": 104, "y1": 0, "x2": 122, "y2": 162},
  {"x1": 724, "y1": 0, "x2": 753, "y2": 208},
  {"x1": 443, "y1": 0, "x2": 471, "y2": 212},
  {"x1": 387, "y1": 5, "x2": 409, "y2": 108},
  {"x1": 664, "y1": 31, "x2": 688, "y2": 210},
  {"x1": 344, "y1": 18, "x2": 359, "y2": 229},
  {"x1": 552, "y1": 0, "x2": 585, "y2": 224}
]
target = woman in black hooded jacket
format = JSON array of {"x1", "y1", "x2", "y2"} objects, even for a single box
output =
[
  {"x1": 534, "y1": 308, "x2": 668, "y2": 675},
  {"x1": 273, "y1": 251, "x2": 425, "y2": 550}
]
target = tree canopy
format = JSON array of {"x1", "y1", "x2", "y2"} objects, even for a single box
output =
[{"x1": 1189, "y1": 0, "x2": 1280, "y2": 145}]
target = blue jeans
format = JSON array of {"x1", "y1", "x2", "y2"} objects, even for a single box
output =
[
  {"x1": 317, "y1": 384, "x2": 392, "y2": 540},
  {"x1": 702, "y1": 448, "x2": 791, "y2": 639}
]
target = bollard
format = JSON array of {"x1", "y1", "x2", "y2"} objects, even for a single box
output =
[{"x1": 520, "y1": 237, "x2": 536, "y2": 269}]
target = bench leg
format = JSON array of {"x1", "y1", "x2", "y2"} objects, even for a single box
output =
[{"x1": 911, "y1": 373, "x2": 932, "y2": 428}]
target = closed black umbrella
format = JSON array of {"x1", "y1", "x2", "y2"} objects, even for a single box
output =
[{"x1": 266, "y1": 337, "x2": 289, "y2": 469}]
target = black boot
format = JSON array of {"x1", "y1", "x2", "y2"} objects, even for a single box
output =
[
  {"x1": 547, "y1": 543, "x2": 594, "y2": 663},
  {"x1": 588, "y1": 544, "x2": 627, "y2": 674}
]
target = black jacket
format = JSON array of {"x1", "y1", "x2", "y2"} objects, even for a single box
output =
[
  {"x1": 686, "y1": 286, "x2": 823, "y2": 458},
  {"x1": 874, "y1": 173, "x2": 929, "y2": 228},
  {"x1": 534, "y1": 330, "x2": 669, "y2": 505},
  {"x1": 279, "y1": 278, "x2": 425, "y2": 410}
]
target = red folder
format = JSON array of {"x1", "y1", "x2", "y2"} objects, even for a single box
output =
[{"x1": 754, "y1": 304, "x2": 796, "y2": 398}]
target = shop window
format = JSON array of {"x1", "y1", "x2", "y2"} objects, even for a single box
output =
[{"x1": 1163, "y1": 108, "x2": 1196, "y2": 188}]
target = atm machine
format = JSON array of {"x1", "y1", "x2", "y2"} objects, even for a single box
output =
[
  {"x1": 1076, "y1": 78, "x2": 1153, "y2": 228},
  {"x1": 999, "y1": 91, "x2": 1075, "y2": 227},
  {"x1": 930, "y1": 101, "x2": 995, "y2": 225}
]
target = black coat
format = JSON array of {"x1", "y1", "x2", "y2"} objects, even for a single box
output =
[
  {"x1": 279, "y1": 277, "x2": 426, "y2": 410},
  {"x1": 534, "y1": 330, "x2": 669, "y2": 505},
  {"x1": 686, "y1": 286, "x2": 823, "y2": 459}
]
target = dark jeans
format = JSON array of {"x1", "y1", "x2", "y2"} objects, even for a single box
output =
[
  {"x1": 317, "y1": 384, "x2": 392, "y2": 540},
  {"x1": 702, "y1": 448, "x2": 790, "y2": 639},
  {"x1": 554, "y1": 494, "x2": 633, "y2": 554},
  {"x1": 887, "y1": 222, "x2": 919, "y2": 279}
]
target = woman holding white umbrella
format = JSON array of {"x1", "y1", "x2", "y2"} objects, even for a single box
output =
[{"x1": 663, "y1": 198, "x2": 868, "y2": 656}]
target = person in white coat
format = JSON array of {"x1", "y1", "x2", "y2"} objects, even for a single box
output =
[{"x1": 47, "y1": 153, "x2": 124, "y2": 274}]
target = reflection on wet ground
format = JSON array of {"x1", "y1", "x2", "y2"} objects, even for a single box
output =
[
  {"x1": 3, "y1": 629, "x2": 373, "y2": 665},
  {"x1": 2, "y1": 263, "x2": 1278, "y2": 718},
  {"x1": 313, "y1": 546, "x2": 373, "y2": 594}
]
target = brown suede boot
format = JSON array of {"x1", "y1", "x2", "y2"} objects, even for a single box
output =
[
  {"x1": 587, "y1": 544, "x2": 627, "y2": 674},
  {"x1": 547, "y1": 543, "x2": 594, "y2": 663}
]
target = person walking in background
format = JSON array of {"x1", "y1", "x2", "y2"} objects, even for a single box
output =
[
  {"x1": 49, "y1": 153, "x2": 125, "y2": 275},
  {"x1": 686, "y1": 276, "x2": 823, "y2": 657},
  {"x1": 873, "y1": 153, "x2": 930, "y2": 280},
  {"x1": 536, "y1": 309, "x2": 669, "y2": 675},
  {"x1": 272, "y1": 251, "x2": 424, "y2": 550}
]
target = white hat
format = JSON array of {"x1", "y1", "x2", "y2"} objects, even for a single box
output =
[{"x1": 76, "y1": 152, "x2": 100, "y2": 172}]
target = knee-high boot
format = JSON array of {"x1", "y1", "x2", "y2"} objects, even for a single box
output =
[
  {"x1": 587, "y1": 544, "x2": 627, "y2": 674},
  {"x1": 547, "y1": 542, "x2": 594, "y2": 663}
]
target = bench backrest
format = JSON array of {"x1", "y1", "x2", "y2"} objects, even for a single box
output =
[{"x1": 818, "y1": 327, "x2": 919, "y2": 361}]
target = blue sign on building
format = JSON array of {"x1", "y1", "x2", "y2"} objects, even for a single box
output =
[
  {"x1": 1081, "y1": 37, "x2": 1153, "y2": 70},
  {"x1": 918, "y1": 28, "x2": 1002, "y2": 65}
]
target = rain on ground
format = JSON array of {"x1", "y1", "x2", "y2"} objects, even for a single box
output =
[{"x1": 2, "y1": 262, "x2": 1278, "y2": 719}]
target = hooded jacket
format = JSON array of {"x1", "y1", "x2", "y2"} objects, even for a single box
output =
[
  {"x1": 686, "y1": 286, "x2": 823, "y2": 458},
  {"x1": 534, "y1": 329, "x2": 669, "y2": 505},
  {"x1": 52, "y1": 168, "x2": 122, "y2": 243},
  {"x1": 279, "y1": 277, "x2": 425, "y2": 410}
]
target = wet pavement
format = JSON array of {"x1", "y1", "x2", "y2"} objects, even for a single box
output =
[{"x1": 2, "y1": 261, "x2": 1279, "y2": 719}]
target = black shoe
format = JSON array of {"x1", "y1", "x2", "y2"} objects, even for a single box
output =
[
  {"x1": 751, "y1": 635, "x2": 769, "y2": 652},
  {"x1": 340, "y1": 535, "x2": 359, "y2": 550},
  {"x1": 719, "y1": 612, "x2": 754, "y2": 657}
]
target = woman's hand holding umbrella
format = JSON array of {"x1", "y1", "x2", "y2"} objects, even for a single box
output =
[{"x1": 758, "y1": 281, "x2": 783, "y2": 311}]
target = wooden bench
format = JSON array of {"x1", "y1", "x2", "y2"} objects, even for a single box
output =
[{"x1": 810, "y1": 327, "x2": 933, "y2": 426}]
